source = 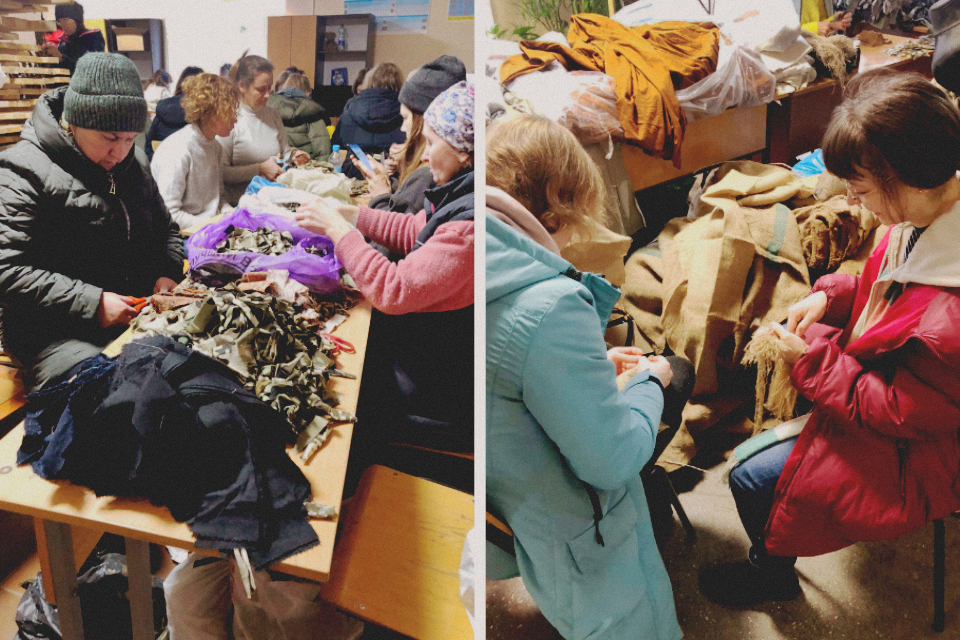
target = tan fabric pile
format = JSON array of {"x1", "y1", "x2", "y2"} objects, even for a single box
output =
[
  {"x1": 561, "y1": 218, "x2": 632, "y2": 286},
  {"x1": 795, "y1": 195, "x2": 879, "y2": 271}
]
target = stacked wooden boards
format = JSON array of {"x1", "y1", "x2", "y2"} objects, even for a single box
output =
[{"x1": 0, "y1": 0, "x2": 71, "y2": 151}]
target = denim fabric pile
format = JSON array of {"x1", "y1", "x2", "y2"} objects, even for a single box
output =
[{"x1": 19, "y1": 335, "x2": 319, "y2": 568}]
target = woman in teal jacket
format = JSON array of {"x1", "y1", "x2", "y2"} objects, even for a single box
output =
[{"x1": 486, "y1": 115, "x2": 682, "y2": 640}]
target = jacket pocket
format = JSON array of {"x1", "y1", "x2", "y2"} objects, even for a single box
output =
[{"x1": 566, "y1": 492, "x2": 647, "y2": 639}]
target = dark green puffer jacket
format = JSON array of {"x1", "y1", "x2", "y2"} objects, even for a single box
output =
[
  {"x1": 267, "y1": 89, "x2": 332, "y2": 161},
  {"x1": 0, "y1": 87, "x2": 185, "y2": 390}
]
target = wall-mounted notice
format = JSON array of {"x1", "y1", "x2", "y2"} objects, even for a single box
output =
[
  {"x1": 448, "y1": 0, "x2": 473, "y2": 20},
  {"x1": 345, "y1": 0, "x2": 430, "y2": 33}
]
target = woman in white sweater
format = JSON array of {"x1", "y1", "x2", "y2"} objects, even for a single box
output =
[
  {"x1": 218, "y1": 54, "x2": 308, "y2": 204},
  {"x1": 151, "y1": 73, "x2": 239, "y2": 230}
]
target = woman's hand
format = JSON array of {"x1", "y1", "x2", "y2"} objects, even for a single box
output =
[
  {"x1": 153, "y1": 277, "x2": 177, "y2": 294},
  {"x1": 352, "y1": 156, "x2": 392, "y2": 197},
  {"x1": 786, "y1": 290, "x2": 827, "y2": 338},
  {"x1": 259, "y1": 157, "x2": 283, "y2": 181},
  {"x1": 291, "y1": 149, "x2": 310, "y2": 166},
  {"x1": 295, "y1": 199, "x2": 354, "y2": 243},
  {"x1": 769, "y1": 322, "x2": 809, "y2": 365},
  {"x1": 607, "y1": 346, "x2": 646, "y2": 375},
  {"x1": 97, "y1": 292, "x2": 137, "y2": 328},
  {"x1": 383, "y1": 143, "x2": 404, "y2": 174},
  {"x1": 41, "y1": 42, "x2": 62, "y2": 60},
  {"x1": 641, "y1": 355, "x2": 673, "y2": 387}
]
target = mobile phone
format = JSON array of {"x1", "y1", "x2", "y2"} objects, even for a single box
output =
[{"x1": 348, "y1": 144, "x2": 372, "y2": 172}]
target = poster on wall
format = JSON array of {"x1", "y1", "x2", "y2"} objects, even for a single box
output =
[
  {"x1": 448, "y1": 0, "x2": 473, "y2": 20},
  {"x1": 345, "y1": 0, "x2": 430, "y2": 33}
]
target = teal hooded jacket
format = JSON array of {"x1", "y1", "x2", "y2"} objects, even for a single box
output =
[{"x1": 486, "y1": 213, "x2": 682, "y2": 640}]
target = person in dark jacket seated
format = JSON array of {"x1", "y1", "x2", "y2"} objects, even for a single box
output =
[
  {"x1": 331, "y1": 62, "x2": 406, "y2": 178},
  {"x1": 145, "y1": 66, "x2": 204, "y2": 160},
  {"x1": 357, "y1": 55, "x2": 466, "y2": 215},
  {"x1": 0, "y1": 53, "x2": 184, "y2": 392},
  {"x1": 41, "y1": 3, "x2": 104, "y2": 73}
]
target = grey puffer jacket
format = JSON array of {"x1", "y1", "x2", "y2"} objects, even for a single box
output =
[
  {"x1": 0, "y1": 87, "x2": 185, "y2": 390},
  {"x1": 267, "y1": 88, "x2": 332, "y2": 160}
]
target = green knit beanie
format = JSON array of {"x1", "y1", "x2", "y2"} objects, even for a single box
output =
[{"x1": 64, "y1": 53, "x2": 147, "y2": 132}]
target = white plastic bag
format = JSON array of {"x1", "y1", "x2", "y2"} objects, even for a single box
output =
[
  {"x1": 505, "y1": 63, "x2": 623, "y2": 144},
  {"x1": 677, "y1": 46, "x2": 777, "y2": 121}
]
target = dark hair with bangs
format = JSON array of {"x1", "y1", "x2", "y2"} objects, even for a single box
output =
[{"x1": 823, "y1": 69, "x2": 960, "y2": 203}]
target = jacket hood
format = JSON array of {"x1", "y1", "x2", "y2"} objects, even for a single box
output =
[
  {"x1": 486, "y1": 213, "x2": 620, "y2": 327},
  {"x1": 22, "y1": 87, "x2": 135, "y2": 180},
  {"x1": 344, "y1": 87, "x2": 402, "y2": 131},
  {"x1": 890, "y1": 200, "x2": 960, "y2": 288},
  {"x1": 154, "y1": 95, "x2": 187, "y2": 128},
  {"x1": 268, "y1": 91, "x2": 326, "y2": 127}
]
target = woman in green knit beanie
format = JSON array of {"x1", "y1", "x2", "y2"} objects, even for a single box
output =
[{"x1": 0, "y1": 52, "x2": 184, "y2": 391}]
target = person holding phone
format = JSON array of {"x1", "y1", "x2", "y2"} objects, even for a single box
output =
[{"x1": 353, "y1": 55, "x2": 467, "y2": 215}]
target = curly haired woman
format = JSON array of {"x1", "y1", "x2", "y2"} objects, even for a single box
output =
[{"x1": 151, "y1": 73, "x2": 240, "y2": 230}]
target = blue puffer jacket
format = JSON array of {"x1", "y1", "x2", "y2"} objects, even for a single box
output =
[{"x1": 486, "y1": 213, "x2": 682, "y2": 640}]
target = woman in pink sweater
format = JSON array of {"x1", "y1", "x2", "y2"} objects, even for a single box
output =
[{"x1": 296, "y1": 81, "x2": 474, "y2": 492}]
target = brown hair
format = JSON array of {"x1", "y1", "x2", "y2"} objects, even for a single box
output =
[
  {"x1": 181, "y1": 73, "x2": 240, "y2": 127},
  {"x1": 281, "y1": 73, "x2": 312, "y2": 94},
  {"x1": 174, "y1": 66, "x2": 204, "y2": 95},
  {"x1": 486, "y1": 115, "x2": 604, "y2": 234},
  {"x1": 148, "y1": 69, "x2": 170, "y2": 88},
  {"x1": 396, "y1": 111, "x2": 426, "y2": 186},
  {"x1": 229, "y1": 52, "x2": 274, "y2": 88},
  {"x1": 823, "y1": 69, "x2": 960, "y2": 207},
  {"x1": 366, "y1": 63, "x2": 403, "y2": 93}
]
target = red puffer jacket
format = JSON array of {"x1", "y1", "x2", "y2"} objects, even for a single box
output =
[{"x1": 764, "y1": 226, "x2": 960, "y2": 557}]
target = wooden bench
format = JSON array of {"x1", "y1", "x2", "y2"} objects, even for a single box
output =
[{"x1": 320, "y1": 464, "x2": 474, "y2": 639}]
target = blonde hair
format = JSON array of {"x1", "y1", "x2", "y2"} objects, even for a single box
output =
[
  {"x1": 181, "y1": 73, "x2": 240, "y2": 126},
  {"x1": 397, "y1": 112, "x2": 426, "y2": 186},
  {"x1": 281, "y1": 73, "x2": 312, "y2": 94},
  {"x1": 486, "y1": 115, "x2": 604, "y2": 234}
]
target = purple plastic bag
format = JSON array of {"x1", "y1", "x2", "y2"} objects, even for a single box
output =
[{"x1": 186, "y1": 209, "x2": 342, "y2": 294}]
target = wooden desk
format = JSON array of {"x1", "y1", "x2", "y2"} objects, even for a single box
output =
[
  {"x1": 0, "y1": 300, "x2": 371, "y2": 640},
  {"x1": 766, "y1": 33, "x2": 933, "y2": 164}
]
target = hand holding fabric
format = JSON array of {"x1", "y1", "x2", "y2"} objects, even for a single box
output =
[
  {"x1": 98, "y1": 292, "x2": 137, "y2": 328},
  {"x1": 607, "y1": 346, "x2": 646, "y2": 375},
  {"x1": 153, "y1": 277, "x2": 177, "y2": 294},
  {"x1": 786, "y1": 290, "x2": 827, "y2": 338},
  {"x1": 635, "y1": 354, "x2": 673, "y2": 386},
  {"x1": 770, "y1": 322, "x2": 808, "y2": 364},
  {"x1": 295, "y1": 199, "x2": 354, "y2": 243},
  {"x1": 258, "y1": 157, "x2": 283, "y2": 181},
  {"x1": 291, "y1": 149, "x2": 310, "y2": 166}
]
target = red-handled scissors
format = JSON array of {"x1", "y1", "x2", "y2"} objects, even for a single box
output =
[{"x1": 320, "y1": 332, "x2": 355, "y2": 355}]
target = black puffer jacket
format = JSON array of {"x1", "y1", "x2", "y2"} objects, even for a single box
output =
[
  {"x1": 144, "y1": 94, "x2": 188, "y2": 160},
  {"x1": 0, "y1": 87, "x2": 185, "y2": 390}
]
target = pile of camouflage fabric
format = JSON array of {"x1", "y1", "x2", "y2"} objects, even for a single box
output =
[
  {"x1": 133, "y1": 271, "x2": 358, "y2": 461},
  {"x1": 279, "y1": 160, "x2": 370, "y2": 199}
]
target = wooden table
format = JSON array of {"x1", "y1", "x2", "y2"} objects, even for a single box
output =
[
  {"x1": 0, "y1": 299, "x2": 371, "y2": 640},
  {"x1": 766, "y1": 33, "x2": 933, "y2": 164}
]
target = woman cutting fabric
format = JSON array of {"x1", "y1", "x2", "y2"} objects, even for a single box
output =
[
  {"x1": 699, "y1": 68, "x2": 960, "y2": 607},
  {"x1": 485, "y1": 114, "x2": 682, "y2": 640},
  {"x1": 295, "y1": 81, "x2": 474, "y2": 490},
  {"x1": 0, "y1": 53, "x2": 184, "y2": 392}
]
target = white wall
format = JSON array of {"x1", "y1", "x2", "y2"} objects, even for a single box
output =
[{"x1": 76, "y1": 0, "x2": 289, "y2": 84}]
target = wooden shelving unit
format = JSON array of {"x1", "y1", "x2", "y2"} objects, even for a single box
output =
[{"x1": 0, "y1": 0, "x2": 70, "y2": 151}]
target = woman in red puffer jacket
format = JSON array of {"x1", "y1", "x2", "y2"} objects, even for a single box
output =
[{"x1": 700, "y1": 68, "x2": 960, "y2": 607}]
